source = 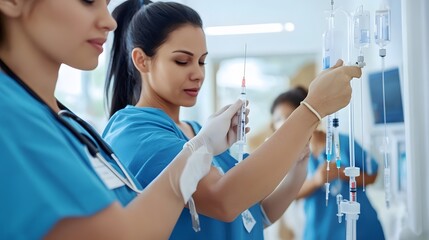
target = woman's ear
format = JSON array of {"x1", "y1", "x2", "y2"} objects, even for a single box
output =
[
  {"x1": 0, "y1": 0, "x2": 25, "y2": 18},
  {"x1": 131, "y1": 47, "x2": 150, "y2": 73}
]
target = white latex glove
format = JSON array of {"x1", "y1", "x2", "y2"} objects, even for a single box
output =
[
  {"x1": 187, "y1": 99, "x2": 247, "y2": 155},
  {"x1": 167, "y1": 145, "x2": 212, "y2": 232}
]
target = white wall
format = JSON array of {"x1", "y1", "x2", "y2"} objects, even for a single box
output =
[{"x1": 400, "y1": 0, "x2": 429, "y2": 239}]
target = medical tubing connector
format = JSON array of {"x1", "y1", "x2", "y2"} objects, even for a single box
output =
[
  {"x1": 339, "y1": 167, "x2": 360, "y2": 240},
  {"x1": 337, "y1": 194, "x2": 343, "y2": 223}
]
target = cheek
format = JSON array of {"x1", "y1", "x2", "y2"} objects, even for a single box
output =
[{"x1": 26, "y1": 7, "x2": 84, "y2": 59}]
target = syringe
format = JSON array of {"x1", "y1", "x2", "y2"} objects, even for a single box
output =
[
  {"x1": 375, "y1": 1, "x2": 391, "y2": 208},
  {"x1": 322, "y1": 0, "x2": 335, "y2": 206},
  {"x1": 333, "y1": 113, "x2": 341, "y2": 181},
  {"x1": 236, "y1": 44, "x2": 247, "y2": 163}
]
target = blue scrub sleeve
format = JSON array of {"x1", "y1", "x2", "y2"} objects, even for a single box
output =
[{"x1": 131, "y1": 127, "x2": 188, "y2": 188}]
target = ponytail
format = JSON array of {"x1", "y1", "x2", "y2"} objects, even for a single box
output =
[
  {"x1": 105, "y1": 0, "x2": 202, "y2": 117},
  {"x1": 105, "y1": 0, "x2": 144, "y2": 117}
]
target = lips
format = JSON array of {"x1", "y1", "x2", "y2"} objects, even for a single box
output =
[
  {"x1": 87, "y1": 38, "x2": 106, "y2": 53},
  {"x1": 184, "y1": 88, "x2": 200, "y2": 97}
]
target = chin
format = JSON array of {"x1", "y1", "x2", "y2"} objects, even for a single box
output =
[
  {"x1": 182, "y1": 100, "x2": 197, "y2": 107},
  {"x1": 71, "y1": 61, "x2": 98, "y2": 71}
]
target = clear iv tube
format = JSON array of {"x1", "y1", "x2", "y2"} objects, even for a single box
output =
[
  {"x1": 353, "y1": 5, "x2": 370, "y2": 192},
  {"x1": 360, "y1": 67, "x2": 366, "y2": 192},
  {"x1": 349, "y1": 95, "x2": 356, "y2": 169},
  {"x1": 381, "y1": 56, "x2": 391, "y2": 207},
  {"x1": 375, "y1": 3, "x2": 391, "y2": 207}
]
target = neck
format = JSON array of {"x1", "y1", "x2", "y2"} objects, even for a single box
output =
[
  {"x1": 136, "y1": 93, "x2": 181, "y2": 124},
  {"x1": 1, "y1": 31, "x2": 61, "y2": 112}
]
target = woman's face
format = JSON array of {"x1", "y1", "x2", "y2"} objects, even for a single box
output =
[
  {"x1": 272, "y1": 102, "x2": 296, "y2": 131},
  {"x1": 145, "y1": 24, "x2": 207, "y2": 108},
  {"x1": 10, "y1": 0, "x2": 116, "y2": 70}
]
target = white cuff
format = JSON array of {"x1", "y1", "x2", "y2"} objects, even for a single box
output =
[{"x1": 260, "y1": 205, "x2": 273, "y2": 227}]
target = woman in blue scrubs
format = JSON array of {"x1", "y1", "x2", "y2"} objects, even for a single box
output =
[
  {"x1": 103, "y1": 1, "x2": 362, "y2": 239},
  {"x1": 270, "y1": 86, "x2": 385, "y2": 240},
  {"x1": 0, "y1": 0, "x2": 243, "y2": 239}
]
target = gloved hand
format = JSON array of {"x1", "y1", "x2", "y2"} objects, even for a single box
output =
[
  {"x1": 187, "y1": 99, "x2": 248, "y2": 155},
  {"x1": 164, "y1": 144, "x2": 211, "y2": 232}
]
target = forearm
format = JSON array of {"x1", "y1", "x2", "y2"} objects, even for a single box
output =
[
  {"x1": 46, "y1": 147, "x2": 197, "y2": 240},
  {"x1": 296, "y1": 177, "x2": 320, "y2": 199},
  {"x1": 208, "y1": 106, "x2": 318, "y2": 216},
  {"x1": 261, "y1": 160, "x2": 308, "y2": 223}
]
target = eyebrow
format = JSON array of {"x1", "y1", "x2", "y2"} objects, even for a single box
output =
[{"x1": 172, "y1": 50, "x2": 208, "y2": 57}]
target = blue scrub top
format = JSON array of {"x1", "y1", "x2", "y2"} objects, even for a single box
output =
[
  {"x1": 0, "y1": 73, "x2": 137, "y2": 239},
  {"x1": 103, "y1": 106, "x2": 265, "y2": 240},
  {"x1": 303, "y1": 134, "x2": 385, "y2": 240}
]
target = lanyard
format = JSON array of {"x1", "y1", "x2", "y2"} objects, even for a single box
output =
[{"x1": 0, "y1": 58, "x2": 142, "y2": 194}]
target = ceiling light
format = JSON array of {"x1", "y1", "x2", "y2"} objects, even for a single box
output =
[{"x1": 284, "y1": 22, "x2": 295, "y2": 32}]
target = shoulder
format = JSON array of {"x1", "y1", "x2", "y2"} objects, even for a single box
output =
[
  {"x1": 0, "y1": 73, "x2": 62, "y2": 142},
  {"x1": 104, "y1": 107, "x2": 179, "y2": 136},
  {"x1": 0, "y1": 74, "x2": 115, "y2": 239}
]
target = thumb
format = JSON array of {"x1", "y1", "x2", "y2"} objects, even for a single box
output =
[
  {"x1": 222, "y1": 99, "x2": 244, "y2": 118},
  {"x1": 330, "y1": 59, "x2": 344, "y2": 69},
  {"x1": 211, "y1": 104, "x2": 232, "y2": 118}
]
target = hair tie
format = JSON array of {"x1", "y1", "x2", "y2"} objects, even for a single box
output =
[{"x1": 300, "y1": 101, "x2": 322, "y2": 121}]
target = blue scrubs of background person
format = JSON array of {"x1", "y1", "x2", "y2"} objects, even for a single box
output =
[
  {"x1": 303, "y1": 134, "x2": 385, "y2": 240},
  {"x1": 103, "y1": 107, "x2": 265, "y2": 240},
  {"x1": 0, "y1": 73, "x2": 137, "y2": 239}
]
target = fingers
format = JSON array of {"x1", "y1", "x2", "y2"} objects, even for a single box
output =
[
  {"x1": 245, "y1": 126, "x2": 250, "y2": 134},
  {"x1": 344, "y1": 65, "x2": 362, "y2": 79},
  {"x1": 331, "y1": 59, "x2": 344, "y2": 69},
  {"x1": 212, "y1": 104, "x2": 232, "y2": 117},
  {"x1": 224, "y1": 99, "x2": 244, "y2": 117}
]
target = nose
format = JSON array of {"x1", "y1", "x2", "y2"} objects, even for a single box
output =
[
  {"x1": 190, "y1": 63, "x2": 205, "y2": 82},
  {"x1": 98, "y1": 5, "x2": 118, "y2": 33}
]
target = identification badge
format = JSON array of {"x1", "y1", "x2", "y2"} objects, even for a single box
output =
[
  {"x1": 241, "y1": 209, "x2": 256, "y2": 233},
  {"x1": 89, "y1": 154, "x2": 125, "y2": 190}
]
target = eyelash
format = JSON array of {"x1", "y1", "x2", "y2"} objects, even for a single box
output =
[
  {"x1": 82, "y1": 0, "x2": 95, "y2": 5},
  {"x1": 175, "y1": 61, "x2": 206, "y2": 66}
]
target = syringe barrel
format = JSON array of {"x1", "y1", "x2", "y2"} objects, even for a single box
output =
[
  {"x1": 236, "y1": 93, "x2": 247, "y2": 144},
  {"x1": 326, "y1": 115, "x2": 333, "y2": 161}
]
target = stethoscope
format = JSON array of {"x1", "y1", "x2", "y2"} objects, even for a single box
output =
[{"x1": 0, "y1": 58, "x2": 142, "y2": 194}]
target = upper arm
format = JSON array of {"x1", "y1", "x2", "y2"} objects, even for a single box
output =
[{"x1": 0, "y1": 107, "x2": 115, "y2": 239}]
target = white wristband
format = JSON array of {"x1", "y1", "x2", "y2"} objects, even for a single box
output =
[{"x1": 300, "y1": 101, "x2": 322, "y2": 121}]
